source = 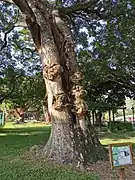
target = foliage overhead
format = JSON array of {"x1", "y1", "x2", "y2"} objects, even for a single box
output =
[{"x1": 0, "y1": 1, "x2": 45, "y2": 110}]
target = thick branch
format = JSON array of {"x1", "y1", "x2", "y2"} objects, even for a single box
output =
[
  {"x1": 58, "y1": 0, "x2": 99, "y2": 15},
  {"x1": 12, "y1": 0, "x2": 41, "y2": 50},
  {"x1": 1, "y1": 0, "x2": 13, "y2": 4}
]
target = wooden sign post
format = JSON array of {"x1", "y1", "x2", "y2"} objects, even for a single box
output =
[
  {"x1": 109, "y1": 143, "x2": 133, "y2": 180},
  {"x1": 118, "y1": 168, "x2": 125, "y2": 180}
]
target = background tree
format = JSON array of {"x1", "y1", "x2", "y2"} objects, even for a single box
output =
[
  {"x1": 7, "y1": 72, "x2": 45, "y2": 111},
  {"x1": 77, "y1": 0, "x2": 135, "y2": 117},
  {"x1": 0, "y1": 1, "x2": 45, "y2": 112}
]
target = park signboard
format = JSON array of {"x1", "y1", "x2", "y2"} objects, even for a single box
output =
[{"x1": 109, "y1": 143, "x2": 133, "y2": 169}]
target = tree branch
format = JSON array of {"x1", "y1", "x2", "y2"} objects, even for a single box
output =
[
  {"x1": 1, "y1": 0, "x2": 14, "y2": 4},
  {"x1": 12, "y1": 0, "x2": 41, "y2": 50},
  {"x1": 58, "y1": 0, "x2": 99, "y2": 15},
  {"x1": 0, "y1": 24, "x2": 28, "y2": 51},
  {"x1": 0, "y1": 8, "x2": 20, "y2": 51},
  {"x1": 0, "y1": 25, "x2": 15, "y2": 51}
]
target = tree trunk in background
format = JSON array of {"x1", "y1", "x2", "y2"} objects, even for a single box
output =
[
  {"x1": 92, "y1": 110, "x2": 95, "y2": 125},
  {"x1": 123, "y1": 108, "x2": 126, "y2": 122},
  {"x1": 109, "y1": 110, "x2": 111, "y2": 122},
  {"x1": 42, "y1": 104, "x2": 46, "y2": 121},
  {"x1": 15, "y1": 107, "x2": 24, "y2": 123},
  {"x1": 112, "y1": 111, "x2": 115, "y2": 122},
  {"x1": 13, "y1": 0, "x2": 107, "y2": 165},
  {"x1": 95, "y1": 111, "x2": 102, "y2": 129}
]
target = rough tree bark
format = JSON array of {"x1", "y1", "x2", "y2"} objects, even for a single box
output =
[{"x1": 12, "y1": 0, "x2": 107, "y2": 165}]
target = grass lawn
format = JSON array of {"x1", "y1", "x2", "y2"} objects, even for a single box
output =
[
  {"x1": 0, "y1": 122, "x2": 98, "y2": 180},
  {"x1": 99, "y1": 131, "x2": 135, "y2": 148}
]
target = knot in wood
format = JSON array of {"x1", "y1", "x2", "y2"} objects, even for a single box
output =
[
  {"x1": 44, "y1": 63, "x2": 61, "y2": 81},
  {"x1": 53, "y1": 92, "x2": 71, "y2": 111},
  {"x1": 52, "y1": 10, "x2": 59, "y2": 17},
  {"x1": 70, "y1": 72, "x2": 82, "y2": 84},
  {"x1": 71, "y1": 85, "x2": 87, "y2": 98},
  {"x1": 74, "y1": 100, "x2": 88, "y2": 116}
]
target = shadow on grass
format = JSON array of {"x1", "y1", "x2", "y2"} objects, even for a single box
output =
[
  {"x1": 98, "y1": 131, "x2": 135, "y2": 149},
  {"x1": 0, "y1": 125, "x2": 51, "y2": 134},
  {"x1": 0, "y1": 126, "x2": 51, "y2": 157},
  {"x1": 0, "y1": 126, "x2": 98, "y2": 180},
  {"x1": 98, "y1": 131, "x2": 135, "y2": 140}
]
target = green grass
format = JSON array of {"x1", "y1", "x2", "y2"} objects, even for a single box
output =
[
  {"x1": 0, "y1": 122, "x2": 98, "y2": 180},
  {"x1": 99, "y1": 131, "x2": 135, "y2": 147},
  {"x1": 1, "y1": 122, "x2": 135, "y2": 180}
]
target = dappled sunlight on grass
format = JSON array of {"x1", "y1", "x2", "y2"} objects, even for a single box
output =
[
  {"x1": 99, "y1": 131, "x2": 135, "y2": 146},
  {"x1": 3, "y1": 122, "x2": 51, "y2": 129},
  {"x1": 0, "y1": 133, "x2": 7, "y2": 136},
  {"x1": 1, "y1": 122, "x2": 135, "y2": 179},
  {"x1": 0, "y1": 122, "x2": 51, "y2": 158}
]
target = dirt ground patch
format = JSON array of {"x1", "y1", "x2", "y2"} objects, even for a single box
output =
[{"x1": 87, "y1": 161, "x2": 135, "y2": 180}]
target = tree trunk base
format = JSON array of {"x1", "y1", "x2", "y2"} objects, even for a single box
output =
[{"x1": 40, "y1": 121, "x2": 108, "y2": 166}]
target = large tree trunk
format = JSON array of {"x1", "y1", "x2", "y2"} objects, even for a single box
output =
[{"x1": 13, "y1": 0, "x2": 107, "y2": 165}]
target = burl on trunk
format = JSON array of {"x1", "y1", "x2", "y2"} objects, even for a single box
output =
[{"x1": 13, "y1": 0, "x2": 107, "y2": 165}]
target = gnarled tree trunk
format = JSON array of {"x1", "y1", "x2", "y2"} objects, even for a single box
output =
[{"x1": 13, "y1": 0, "x2": 107, "y2": 165}]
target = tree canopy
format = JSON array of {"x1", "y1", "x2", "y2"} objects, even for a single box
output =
[
  {"x1": 77, "y1": 0, "x2": 135, "y2": 112},
  {"x1": 0, "y1": 1, "x2": 45, "y2": 111}
]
